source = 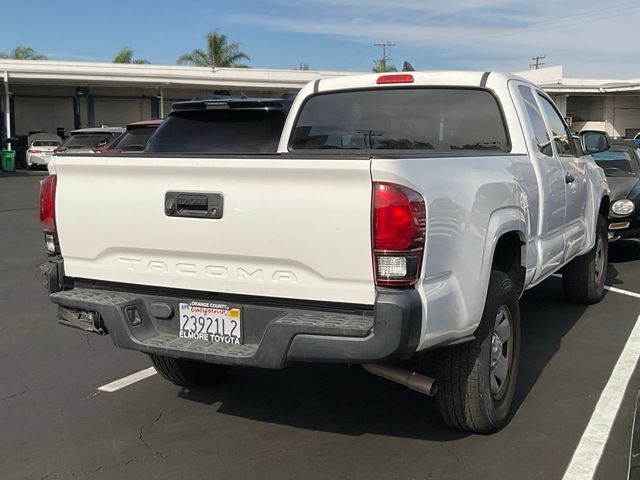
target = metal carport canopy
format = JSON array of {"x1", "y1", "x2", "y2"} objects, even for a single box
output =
[{"x1": 0, "y1": 59, "x2": 355, "y2": 90}]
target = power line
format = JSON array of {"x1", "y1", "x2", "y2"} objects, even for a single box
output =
[
  {"x1": 374, "y1": 41, "x2": 395, "y2": 67},
  {"x1": 487, "y1": 1, "x2": 640, "y2": 39},
  {"x1": 530, "y1": 55, "x2": 546, "y2": 69}
]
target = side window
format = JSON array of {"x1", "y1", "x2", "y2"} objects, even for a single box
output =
[
  {"x1": 517, "y1": 85, "x2": 552, "y2": 157},
  {"x1": 538, "y1": 95, "x2": 576, "y2": 157}
]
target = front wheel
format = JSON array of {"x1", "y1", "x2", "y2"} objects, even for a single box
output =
[
  {"x1": 435, "y1": 270, "x2": 521, "y2": 434},
  {"x1": 149, "y1": 354, "x2": 230, "y2": 387},
  {"x1": 563, "y1": 214, "x2": 608, "y2": 304}
]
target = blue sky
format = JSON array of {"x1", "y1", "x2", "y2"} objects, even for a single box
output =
[{"x1": 2, "y1": 0, "x2": 639, "y2": 77}]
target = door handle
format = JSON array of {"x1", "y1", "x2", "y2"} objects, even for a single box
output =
[
  {"x1": 165, "y1": 192, "x2": 224, "y2": 219},
  {"x1": 565, "y1": 173, "x2": 575, "y2": 184}
]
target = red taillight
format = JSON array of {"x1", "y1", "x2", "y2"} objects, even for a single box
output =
[
  {"x1": 40, "y1": 174, "x2": 57, "y2": 232},
  {"x1": 373, "y1": 182, "x2": 425, "y2": 287},
  {"x1": 29, "y1": 149, "x2": 43, "y2": 154},
  {"x1": 376, "y1": 74, "x2": 414, "y2": 85},
  {"x1": 53, "y1": 147, "x2": 66, "y2": 154}
]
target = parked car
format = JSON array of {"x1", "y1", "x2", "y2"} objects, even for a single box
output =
[
  {"x1": 97, "y1": 119, "x2": 163, "y2": 154},
  {"x1": 41, "y1": 71, "x2": 610, "y2": 434},
  {"x1": 54, "y1": 127, "x2": 125, "y2": 155},
  {"x1": 145, "y1": 95, "x2": 292, "y2": 153},
  {"x1": 26, "y1": 133, "x2": 61, "y2": 169},
  {"x1": 592, "y1": 139, "x2": 640, "y2": 244}
]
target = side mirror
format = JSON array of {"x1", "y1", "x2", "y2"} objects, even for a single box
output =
[{"x1": 580, "y1": 130, "x2": 610, "y2": 155}]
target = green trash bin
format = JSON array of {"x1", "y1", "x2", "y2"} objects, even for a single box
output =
[{"x1": 1, "y1": 150, "x2": 16, "y2": 172}]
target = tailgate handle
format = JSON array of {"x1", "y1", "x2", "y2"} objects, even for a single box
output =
[{"x1": 165, "y1": 192, "x2": 223, "y2": 219}]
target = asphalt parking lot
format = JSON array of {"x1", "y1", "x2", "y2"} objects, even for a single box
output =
[{"x1": 2, "y1": 172, "x2": 640, "y2": 480}]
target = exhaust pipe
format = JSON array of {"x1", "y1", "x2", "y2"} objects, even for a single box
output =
[
  {"x1": 57, "y1": 306, "x2": 107, "y2": 335},
  {"x1": 362, "y1": 364, "x2": 438, "y2": 397}
]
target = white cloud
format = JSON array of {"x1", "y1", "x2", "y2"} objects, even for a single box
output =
[{"x1": 230, "y1": 0, "x2": 640, "y2": 77}]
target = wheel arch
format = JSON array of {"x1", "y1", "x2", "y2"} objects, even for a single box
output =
[
  {"x1": 481, "y1": 209, "x2": 529, "y2": 301},
  {"x1": 491, "y1": 231, "x2": 526, "y2": 296},
  {"x1": 599, "y1": 195, "x2": 610, "y2": 219}
]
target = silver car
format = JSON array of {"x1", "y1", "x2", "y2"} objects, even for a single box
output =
[{"x1": 55, "y1": 127, "x2": 125, "y2": 155}]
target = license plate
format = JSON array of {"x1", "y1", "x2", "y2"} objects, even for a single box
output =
[{"x1": 178, "y1": 301, "x2": 242, "y2": 344}]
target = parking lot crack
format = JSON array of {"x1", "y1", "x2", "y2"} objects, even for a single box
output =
[
  {"x1": 39, "y1": 474, "x2": 59, "y2": 480},
  {"x1": 85, "y1": 333, "x2": 96, "y2": 352},
  {"x1": 0, "y1": 206, "x2": 38, "y2": 214},
  {"x1": 138, "y1": 419, "x2": 168, "y2": 459},
  {"x1": 1, "y1": 389, "x2": 27, "y2": 402}
]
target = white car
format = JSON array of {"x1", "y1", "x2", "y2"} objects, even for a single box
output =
[{"x1": 26, "y1": 135, "x2": 61, "y2": 169}]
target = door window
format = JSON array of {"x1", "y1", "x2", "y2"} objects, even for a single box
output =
[
  {"x1": 538, "y1": 95, "x2": 576, "y2": 157},
  {"x1": 517, "y1": 86, "x2": 552, "y2": 157}
]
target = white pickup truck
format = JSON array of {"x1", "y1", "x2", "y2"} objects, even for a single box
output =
[{"x1": 41, "y1": 72, "x2": 611, "y2": 433}]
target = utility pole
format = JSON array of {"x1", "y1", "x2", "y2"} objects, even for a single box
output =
[
  {"x1": 530, "y1": 55, "x2": 546, "y2": 69},
  {"x1": 374, "y1": 41, "x2": 396, "y2": 72}
]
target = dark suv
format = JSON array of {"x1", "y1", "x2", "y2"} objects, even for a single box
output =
[{"x1": 145, "y1": 95, "x2": 294, "y2": 154}]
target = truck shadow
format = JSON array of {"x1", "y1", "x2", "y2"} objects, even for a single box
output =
[{"x1": 176, "y1": 264, "x2": 624, "y2": 441}]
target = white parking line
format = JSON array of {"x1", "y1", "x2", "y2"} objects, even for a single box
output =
[
  {"x1": 606, "y1": 285, "x2": 640, "y2": 300},
  {"x1": 550, "y1": 274, "x2": 640, "y2": 299},
  {"x1": 563, "y1": 312, "x2": 640, "y2": 480},
  {"x1": 98, "y1": 367, "x2": 157, "y2": 393}
]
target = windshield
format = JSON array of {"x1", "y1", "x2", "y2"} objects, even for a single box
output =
[
  {"x1": 290, "y1": 88, "x2": 509, "y2": 152},
  {"x1": 32, "y1": 141, "x2": 60, "y2": 147},
  {"x1": 111, "y1": 127, "x2": 157, "y2": 151},
  {"x1": 61, "y1": 133, "x2": 118, "y2": 149},
  {"x1": 146, "y1": 110, "x2": 287, "y2": 153},
  {"x1": 592, "y1": 147, "x2": 639, "y2": 177}
]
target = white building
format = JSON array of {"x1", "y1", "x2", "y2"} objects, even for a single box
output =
[
  {"x1": 0, "y1": 59, "x2": 354, "y2": 142},
  {"x1": 1, "y1": 60, "x2": 639, "y2": 143},
  {"x1": 517, "y1": 65, "x2": 640, "y2": 138}
]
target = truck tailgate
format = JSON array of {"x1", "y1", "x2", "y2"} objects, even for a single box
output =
[{"x1": 53, "y1": 155, "x2": 375, "y2": 305}]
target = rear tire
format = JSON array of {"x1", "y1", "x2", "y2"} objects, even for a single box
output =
[
  {"x1": 563, "y1": 214, "x2": 608, "y2": 304},
  {"x1": 149, "y1": 354, "x2": 230, "y2": 387},
  {"x1": 435, "y1": 270, "x2": 520, "y2": 434}
]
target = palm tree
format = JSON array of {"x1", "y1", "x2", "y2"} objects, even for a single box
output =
[
  {"x1": 0, "y1": 46, "x2": 47, "y2": 60},
  {"x1": 177, "y1": 30, "x2": 250, "y2": 68},
  {"x1": 113, "y1": 46, "x2": 150, "y2": 64},
  {"x1": 372, "y1": 58, "x2": 397, "y2": 73}
]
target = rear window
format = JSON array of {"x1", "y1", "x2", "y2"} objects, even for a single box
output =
[
  {"x1": 146, "y1": 110, "x2": 287, "y2": 153},
  {"x1": 112, "y1": 127, "x2": 157, "y2": 152},
  {"x1": 290, "y1": 88, "x2": 509, "y2": 152},
  {"x1": 32, "y1": 141, "x2": 60, "y2": 147},
  {"x1": 61, "y1": 133, "x2": 118, "y2": 149}
]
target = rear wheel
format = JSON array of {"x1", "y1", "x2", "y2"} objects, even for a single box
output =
[
  {"x1": 563, "y1": 214, "x2": 608, "y2": 304},
  {"x1": 435, "y1": 270, "x2": 520, "y2": 433},
  {"x1": 149, "y1": 354, "x2": 230, "y2": 387}
]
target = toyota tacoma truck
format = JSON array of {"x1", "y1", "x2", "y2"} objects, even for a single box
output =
[{"x1": 40, "y1": 72, "x2": 611, "y2": 433}]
